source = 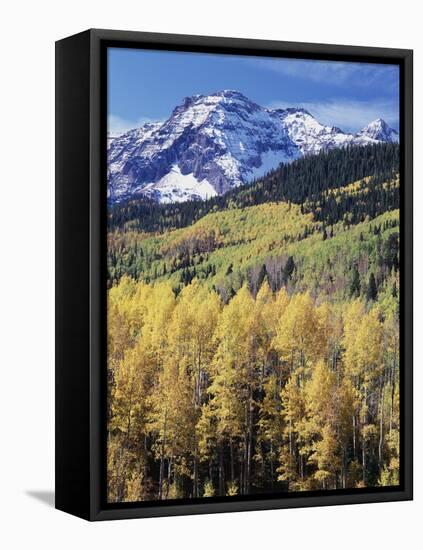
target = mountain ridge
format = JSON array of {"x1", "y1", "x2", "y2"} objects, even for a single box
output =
[{"x1": 108, "y1": 90, "x2": 399, "y2": 204}]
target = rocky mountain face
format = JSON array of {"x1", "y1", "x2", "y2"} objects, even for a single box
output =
[{"x1": 108, "y1": 90, "x2": 399, "y2": 204}]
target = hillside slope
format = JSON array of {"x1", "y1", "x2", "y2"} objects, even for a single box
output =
[{"x1": 108, "y1": 179, "x2": 399, "y2": 309}]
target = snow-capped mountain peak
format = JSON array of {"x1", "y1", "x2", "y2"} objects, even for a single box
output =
[
  {"x1": 107, "y1": 91, "x2": 399, "y2": 204},
  {"x1": 274, "y1": 108, "x2": 351, "y2": 155},
  {"x1": 356, "y1": 118, "x2": 399, "y2": 143},
  {"x1": 108, "y1": 90, "x2": 298, "y2": 203}
]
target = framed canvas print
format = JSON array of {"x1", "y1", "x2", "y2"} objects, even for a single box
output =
[{"x1": 55, "y1": 29, "x2": 413, "y2": 521}]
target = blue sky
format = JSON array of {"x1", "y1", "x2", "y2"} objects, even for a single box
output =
[{"x1": 108, "y1": 47, "x2": 399, "y2": 135}]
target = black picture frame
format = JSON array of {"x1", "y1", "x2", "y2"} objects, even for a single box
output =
[{"x1": 55, "y1": 28, "x2": 413, "y2": 521}]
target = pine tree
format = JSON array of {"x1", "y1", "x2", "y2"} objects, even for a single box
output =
[
  {"x1": 350, "y1": 266, "x2": 361, "y2": 298},
  {"x1": 367, "y1": 273, "x2": 378, "y2": 301},
  {"x1": 392, "y1": 281, "x2": 398, "y2": 298},
  {"x1": 283, "y1": 256, "x2": 295, "y2": 283}
]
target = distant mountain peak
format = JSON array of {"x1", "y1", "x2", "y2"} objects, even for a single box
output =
[
  {"x1": 371, "y1": 117, "x2": 388, "y2": 126},
  {"x1": 356, "y1": 118, "x2": 399, "y2": 143},
  {"x1": 108, "y1": 91, "x2": 399, "y2": 204}
]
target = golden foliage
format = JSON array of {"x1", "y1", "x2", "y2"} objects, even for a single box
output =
[{"x1": 107, "y1": 279, "x2": 400, "y2": 501}]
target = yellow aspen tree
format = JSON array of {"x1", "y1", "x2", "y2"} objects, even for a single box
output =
[
  {"x1": 108, "y1": 346, "x2": 145, "y2": 502},
  {"x1": 255, "y1": 283, "x2": 289, "y2": 373},
  {"x1": 277, "y1": 374, "x2": 306, "y2": 490},
  {"x1": 303, "y1": 360, "x2": 341, "y2": 489},
  {"x1": 344, "y1": 305, "x2": 383, "y2": 486},
  {"x1": 255, "y1": 373, "x2": 282, "y2": 487},
  {"x1": 379, "y1": 313, "x2": 400, "y2": 485},
  {"x1": 316, "y1": 302, "x2": 343, "y2": 370},
  {"x1": 273, "y1": 292, "x2": 324, "y2": 378},
  {"x1": 165, "y1": 281, "x2": 221, "y2": 497},
  {"x1": 206, "y1": 285, "x2": 257, "y2": 495}
]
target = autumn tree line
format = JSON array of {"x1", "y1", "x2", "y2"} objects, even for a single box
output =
[{"x1": 107, "y1": 277, "x2": 399, "y2": 502}]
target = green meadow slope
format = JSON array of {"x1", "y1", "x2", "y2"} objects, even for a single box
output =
[{"x1": 108, "y1": 176, "x2": 399, "y2": 310}]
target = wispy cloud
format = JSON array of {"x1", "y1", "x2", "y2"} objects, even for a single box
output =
[
  {"x1": 267, "y1": 98, "x2": 399, "y2": 133},
  {"x1": 250, "y1": 58, "x2": 399, "y2": 89},
  {"x1": 108, "y1": 114, "x2": 158, "y2": 135}
]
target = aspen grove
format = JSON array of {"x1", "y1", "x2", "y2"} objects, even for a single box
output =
[{"x1": 107, "y1": 277, "x2": 399, "y2": 502}]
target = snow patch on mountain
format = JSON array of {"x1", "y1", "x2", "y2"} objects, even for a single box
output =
[{"x1": 141, "y1": 165, "x2": 217, "y2": 204}]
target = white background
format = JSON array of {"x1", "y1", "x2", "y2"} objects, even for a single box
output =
[{"x1": 0, "y1": 1, "x2": 420, "y2": 548}]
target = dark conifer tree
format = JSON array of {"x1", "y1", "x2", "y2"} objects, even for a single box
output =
[
  {"x1": 392, "y1": 281, "x2": 398, "y2": 298},
  {"x1": 366, "y1": 272, "x2": 378, "y2": 301},
  {"x1": 283, "y1": 256, "x2": 295, "y2": 283},
  {"x1": 350, "y1": 266, "x2": 361, "y2": 298}
]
